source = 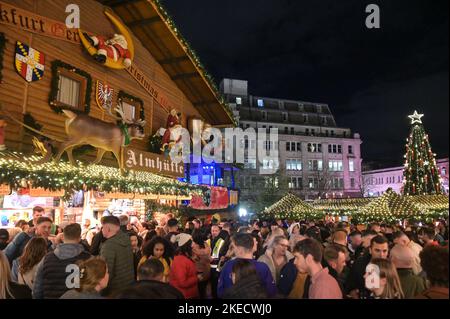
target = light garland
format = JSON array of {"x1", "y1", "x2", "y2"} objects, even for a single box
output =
[{"x1": 0, "y1": 151, "x2": 204, "y2": 199}]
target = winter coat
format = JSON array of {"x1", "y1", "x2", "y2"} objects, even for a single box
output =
[
  {"x1": 4, "y1": 231, "x2": 52, "y2": 265},
  {"x1": 169, "y1": 254, "x2": 199, "y2": 299},
  {"x1": 100, "y1": 231, "x2": 135, "y2": 296},
  {"x1": 415, "y1": 286, "x2": 449, "y2": 299},
  {"x1": 192, "y1": 245, "x2": 211, "y2": 282},
  {"x1": 60, "y1": 289, "x2": 104, "y2": 299},
  {"x1": 33, "y1": 243, "x2": 91, "y2": 299},
  {"x1": 4, "y1": 281, "x2": 32, "y2": 299},
  {"x1": 397, "y1": 268, "x2": 427, "y2": 298},
  {"x1": 258, "y1": 250, "x2": 294, "y2": 284},
  {"x1": 222, "y1": 273, "x2": 269, "y2": 299},
  {"x1": 345, "y1": 252, "x2": 372, "y2": 298}
]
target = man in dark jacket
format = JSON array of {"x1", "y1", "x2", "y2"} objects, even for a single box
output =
[
  {"x1": 33, "y1": 223, "x2": 91, "y2": 299},
  {"x1": 100, "y1": 216, "x2": 134, "y2": 296},
  {"x1": 345, "y1": 235, "x2": 389, "y2": 299},
  {"x1": 164, "y1": 218, "x2": 179, "y2": 245},
  {"x1": 323, "y1": 244, "x2": 347, "y2": 296},
  {"x1": 4, "y1": 216, "x2": 53, "y2": 265},
  {"x1": 116, "y1": 258, "x2": 184, "y2": 299}
]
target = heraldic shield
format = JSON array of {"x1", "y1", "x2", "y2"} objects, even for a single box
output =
[{"x1": 15, "y1": 41, "x2": 45, "y2": 83}]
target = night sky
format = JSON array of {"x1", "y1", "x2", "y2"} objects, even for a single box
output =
[{"x1": 163, "y1": 0, "x2": 449, "y2": 167}]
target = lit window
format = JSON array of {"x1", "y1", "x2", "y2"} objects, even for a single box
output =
[
  {"x1": 349, "y1": 160, "x2": 355, "y2": 172},
  {"x1": 236, "y1": 97, "x2": 242, "y2": 105},
  {"x1": 257, "y1": 99, "x2": 264, "y2": 107}
]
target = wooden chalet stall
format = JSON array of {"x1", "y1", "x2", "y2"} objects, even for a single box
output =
[{"x1": 0, "y1": 0, "x2": 234, "y2": 226}]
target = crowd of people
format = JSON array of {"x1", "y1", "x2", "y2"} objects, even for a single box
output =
[{"x1": 0, "y1": 205, "x2": 448, "y2": 299}]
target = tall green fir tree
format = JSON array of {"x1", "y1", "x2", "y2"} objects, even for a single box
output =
[{"x1": 402, "y1": 111, "x2": 442, "y2": 195}]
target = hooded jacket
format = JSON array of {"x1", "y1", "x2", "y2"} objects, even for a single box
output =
[
  {"x1": 32, "y1": 243, "x2": 91, "y2": 299},
  {"x1": 222, "y1": 273, "x2": 269, "y2": 299},
  {"x1": 100, "y1": 230, "x2": 134, "y2": 296}
]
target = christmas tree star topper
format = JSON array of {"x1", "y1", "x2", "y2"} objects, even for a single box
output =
[{"x1": 408, "y1": 111, "x2": 424, "y2": 124}]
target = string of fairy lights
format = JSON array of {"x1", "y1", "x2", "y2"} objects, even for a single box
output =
[{"x1": 0, "y1": 152, "x2": 205, "y2": 199}]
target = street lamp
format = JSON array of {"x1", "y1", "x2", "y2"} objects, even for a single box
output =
[{"x1": 239, "y1": 208, "x2": 248, "y2": 218}]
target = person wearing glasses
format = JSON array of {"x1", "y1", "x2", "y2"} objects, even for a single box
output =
[{"x1": 258, "y1": 235, "x2": 293, "y2": 285}]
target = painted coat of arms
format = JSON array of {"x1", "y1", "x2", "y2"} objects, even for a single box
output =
[
  {"x1": 95, "y1": 80, "x2": 114, "y2": 111},
  {"x1": 15, "y1": 41, "x2": 45, "y2": 82}
]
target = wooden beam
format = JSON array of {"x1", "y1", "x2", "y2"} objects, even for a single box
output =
[
  {"x1": 158, "y1": 56, "x2": 190, "y2": 65},
  {"x1": 171, "y1": 73, "x2": 200, "y2": 81},
  {"x1": 126, "y1": 16, "x2": 160, "y2": 27}
]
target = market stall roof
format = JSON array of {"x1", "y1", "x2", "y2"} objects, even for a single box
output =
[
  {"x1": 356, "y1": 188, "x2": 425, "y2": 223},
  {"x1": 409, "y1": 194, "x2": 449, "y2": 211},
  {"x1": 0, "y1": 151, "x2": 203, "y2": 198},
  {"x1": 97, "y1": 0, "x2": 235, "y2": 127},
  {"x1": 263, "y1": 193, "x2": 315, "y2": 217},
  {"x1": 312, "y1": 198, "x2": 372, "y2": 212}
]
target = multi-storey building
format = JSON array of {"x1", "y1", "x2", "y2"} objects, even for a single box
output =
[
  {"x1": 363, "y1": 158, "x2": 449, "y2": 197},
  {"x1": 220, "y1": 79, "x2": 363, "y2": 205}
]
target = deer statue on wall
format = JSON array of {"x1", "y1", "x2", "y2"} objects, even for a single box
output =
[{"x1": 54, "y1": 103, "x2": 146, "y2": 170}]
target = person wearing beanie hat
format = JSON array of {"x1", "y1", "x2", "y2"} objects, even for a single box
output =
[{"x1": 169, "y1": 233, "x2": 199, "y2": 299}]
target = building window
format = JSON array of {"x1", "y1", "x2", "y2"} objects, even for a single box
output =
[
  {"x1": 311, "y1": 129, "x2": 316, "y2": 136},
  {"x1": 289, "y1": 177, "x2": 303, "y2": 189},
  {"x1": 308, "y1": 143, "x2": 322, "y2": 153},
  {"x1": 325, "y1": 130, "x2": 329, "y2": 137},
  {"x1": 328, "y1": 144, "x2": 342, "y2": 154},
  {"x1": 308, "y1": 177, "x2": 319, "y2": 189},
  {"x1": 332, "y1": 178, "x2": 344, "y2": 189},
  {"x1": 308, "y1": 160, "x2": 323, "y2": 171},
  {"x1": 322, "y1": 116, "x2": 327, "y2": 125},
  {"x1": 348, "y1": 145, "x2": 354, "y2": 154},
  {"x1": 398, "y1": 176, "x2": 401, "y2": 183},
  {"x1": 329, "y1": 160, "x2": 343, "y2": 172},
  {"x1": 236, "y1": 97, "x2": 242, "y2": 105},
  {"x1": 303, "y1": 115, "x2": 308, "y2": 123},
  {"x1": 349, "y1": 160, "x2": 355, "y2": 172},
  {"x1": 282, "y1": 112, "x2": 288, "y2": 122},
  {"x1": 296, "y1": 142, "x2": 301, "y2": 152},
  {"x1": 286, "y1": 159, "x2": 302, "y2": 171},
  {"x1": 286, "y1": 142, "x2": 291, "y2": 152},
  {"x1": 257, "y1": 99, "x2": 264, "y2": 107},
  {"x1": 331, "y1": 130, "x2": 335, "y2": 136},
  {"x1": 351, "y1": 178, "x2": 355, "y2": 188},
  {"x1": 284, "y1": 127, "x2": 289, "y2": 134},
  {"x1": 290, "y1": 127, "x2": 295, "y2": 135},
  {"x1": 261, "y1": 111, "x2": 267, "y2": 120},
  {"x1": 52, "y1": 65, "x2": 90, "y2": 112},
  {"x1": 262, "y1": 159, "x2": 276, "y2": 170},
  {"x1": 305, "y1": 128, "x2": 310, "y2": 136},
  {"x1": 244, "y1": 158, "x2": 257, "y2": 169}
]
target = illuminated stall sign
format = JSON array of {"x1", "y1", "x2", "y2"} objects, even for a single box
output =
[
  {"x1": 190, "y1": 186, "x2": 229, "y2": 210},
  {"x1": 123, "y1": 148, "x2": 184, "y2": 178}
]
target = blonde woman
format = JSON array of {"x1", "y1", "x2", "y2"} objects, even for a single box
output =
[
  {"x1": 365, "y1": 258, "x2": 405, "y2": 299},
  {"x1": 60, "y1": 257, "x2": 109, "y2": 299},
  {"x1": 0, "y1": 251, "x2": 31, "y2": 299}
]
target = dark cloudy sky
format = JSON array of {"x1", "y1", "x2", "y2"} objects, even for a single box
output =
[{"x1": 163, "y1": 0, "x2": 449, "y2": 167}]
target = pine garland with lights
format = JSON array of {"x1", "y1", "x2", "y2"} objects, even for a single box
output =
[
  {"x1": 48, "y1": 60, "x2": 92, "y2": 114},
  {"x1": 403, "y1": 111, "x2": 442, "y2": 195},
  {"x1": 149, "y1": 0, "x2": 237, "y2": 126},
  {"x1": 259, "y1": 193, "x2": 316, "y2": 220},
  {"x1": 0, "y1": 33, "x2": 6, "y2": 83},
  {"x1": 0, "y1": 151, "x2": 204, "y2": 199}
]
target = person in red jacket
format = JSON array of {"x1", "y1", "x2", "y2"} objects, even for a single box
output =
[{"x1": 169, "y1": 233, "x2": 199, "y2": 299}]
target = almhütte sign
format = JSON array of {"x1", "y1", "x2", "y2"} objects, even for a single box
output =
[{"x1": 123, "y1": 148, "x2": 184, "y2": 178}]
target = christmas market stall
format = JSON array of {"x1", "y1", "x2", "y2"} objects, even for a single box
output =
[
  {"x1": 258, "y1": 193, "x2": 316, "y2": 220},
  {"x1": 354, "y1": 188, "x2": 448, "y2": 224},
  {"x1": 0, "y1": 0, "x2": 235, "y2": 226}
]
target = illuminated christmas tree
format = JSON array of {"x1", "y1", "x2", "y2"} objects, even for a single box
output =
[{"x1": 403, "y1": 111, "x2": 442, "y2": 195}]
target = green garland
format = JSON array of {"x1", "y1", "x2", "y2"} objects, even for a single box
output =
[
  {"x1": 146, "y1": 201, "x2": 181, "y2": 220},
  {"x1": 48, "y1": 60, "x2": 92, "y2": 114},
  {"x1": 148, "y1": 133, "x2": 163, "y2": 154},
  {"x1": 0, "y1": 33, "x2": 6, "y2": 83},
  {"x1": 0, "y1": 152, "x2": 205, "y2": 199},
  {"x1": 150, "y1": 0, "x2": 237, "y2": 126},
  {"x1": 117, "y1": 90, "x2": 145, "y2": 121}
]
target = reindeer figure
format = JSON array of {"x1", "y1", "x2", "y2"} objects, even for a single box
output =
[{"x1": 54, "y1": 103, "x2": 146, "y2": 170}]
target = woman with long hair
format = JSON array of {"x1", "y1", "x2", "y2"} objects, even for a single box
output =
[
  {"x1": 223, "y1": 259, "x2": 268, "y2": 299},
  {"x1": 169, "y1": 233, "x2": 199, "y2": 299},
  {"x1": 60, "y1": 257, "x2": 109, "y2": 299},
  {"x1": 17, "y1": 237, "x2": 48, "y2": 289},
  {"x1": 139, "y1": 236, "x2": 174, "y2": 282},
  {"x1": 0, "y1": 251, "x2": 31, "y2": 299},
  {"x1": 365, "y1": 258, "x2": 404, "y2": 299}
]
